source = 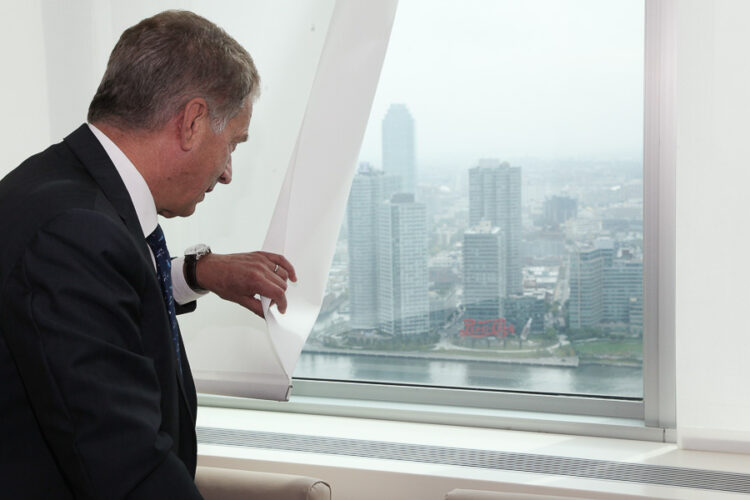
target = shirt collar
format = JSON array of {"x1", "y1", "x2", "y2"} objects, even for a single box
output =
[{"x1": 87, "y1": 123, "x2": 158, "y2": 237}]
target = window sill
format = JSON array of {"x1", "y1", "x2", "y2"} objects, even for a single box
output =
[{"x1": 198, "y1": 392, "x2": 670, "y2": 443}]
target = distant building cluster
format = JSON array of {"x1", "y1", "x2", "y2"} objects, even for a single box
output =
[{"x1": 339, "y1": 102, "x2": 644, "y2": 343}]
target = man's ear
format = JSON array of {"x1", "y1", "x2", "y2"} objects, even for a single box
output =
[{"x1": 178, "y1": 97, "x2": 210, "y2": 151}]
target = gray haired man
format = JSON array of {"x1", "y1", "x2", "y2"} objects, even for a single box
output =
[{"x1": 0, "y1": 10, "x2": 295, "y2": 498}]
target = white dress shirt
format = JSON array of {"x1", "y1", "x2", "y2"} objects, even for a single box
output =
[{"x1": 88, "y1": 124, "x2": 206, "y2": 305}]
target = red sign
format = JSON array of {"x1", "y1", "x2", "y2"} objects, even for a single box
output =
[{"x1": 459, "y1": 318, "x2": 515, "y2": 338}]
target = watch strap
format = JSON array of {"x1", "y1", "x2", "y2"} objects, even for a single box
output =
[{"x1": 184, "y1": 253, "x2": 205, "y2": 292}]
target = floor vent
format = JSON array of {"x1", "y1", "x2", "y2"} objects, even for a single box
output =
[{"x1": 198, "y1": 426, "x2": 750, "y2": 494}]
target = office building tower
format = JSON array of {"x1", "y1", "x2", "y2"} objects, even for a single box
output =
[
  {"x1": 377, "y1": 193, "x2": 429, "y2": 335},
  {"x1": 382, "y1": 103, "x2": 416, "y2": 194},
  {"x1": 569, "y1": 238, "x2": 643, "y2": 330},
  {"x1": 468, "y1": 160, "x2": 522, "y2": 295},
  {"x1": 603, "y1": 261, "x2": 643, "y2": 323},
  {"x1": 568, "y1": 246, "x2": 606, "y2": 329},
  {"x1": 347, "y1": 164, "x2": 401, "y2": 330},
  {"x1": 593, "y1": 237, "x2": 616, "y2": 266},
  {"x1": 463, "y1": 221, "x2": 505, "y2": 322},
  {"x1": 544, "y1": 195, "x2": 578, "y2": 228}
]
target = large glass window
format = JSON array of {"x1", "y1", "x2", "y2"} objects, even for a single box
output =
[{"x1": 295, "y1": 0, "x2": 645, "y2": 400}]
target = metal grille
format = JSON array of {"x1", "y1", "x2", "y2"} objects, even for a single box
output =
[{"x1": 197, "y1": 427, "x2": 750, "y2": 494}]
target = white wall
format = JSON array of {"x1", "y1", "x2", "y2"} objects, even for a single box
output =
[
  {"x1": 1, "y1": 0, "x2": 51, "y2": 173},
  {"x1": 675, "y1": 0, "x2": 750, "y2": 450}
]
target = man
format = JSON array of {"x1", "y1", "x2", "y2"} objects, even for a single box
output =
[{"x1": 0, "y1": 10, "x2": 295, "y2": 499}]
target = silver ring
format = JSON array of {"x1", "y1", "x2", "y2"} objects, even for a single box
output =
[{"x1": 273, "y1": 264, "x2": 279, "y2": 273}]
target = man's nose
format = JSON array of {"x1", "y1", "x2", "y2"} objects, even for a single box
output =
[{"x1": 218, "y1": 158, "x2": 233, "y2": 184}]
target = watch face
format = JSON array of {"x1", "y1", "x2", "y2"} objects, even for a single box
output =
[{"x1": 185, "y1": 244, "x2": 211, "y2": 258}]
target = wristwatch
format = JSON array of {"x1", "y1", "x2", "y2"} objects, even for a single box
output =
[{"x1": 184, "y1": 244, "x2": 211, "y2": 292}]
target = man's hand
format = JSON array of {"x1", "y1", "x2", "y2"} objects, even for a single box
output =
[{"x1": 193, "y1": 251, "x2": 297, "y2": 317}]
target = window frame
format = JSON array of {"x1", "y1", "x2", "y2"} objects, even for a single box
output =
[{"x1": 199, "y1": 0, "x2": 676, "y2": 436}]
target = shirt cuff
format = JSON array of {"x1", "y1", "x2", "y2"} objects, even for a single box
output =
[{"x1": 171, "y1": 256, "x2": 209, "y2": 305}]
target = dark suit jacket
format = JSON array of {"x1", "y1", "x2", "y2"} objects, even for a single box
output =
[{"x1": 0, "y1": 125, "x2": 202, "y2": 499}]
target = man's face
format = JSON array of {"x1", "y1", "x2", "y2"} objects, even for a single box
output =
[{"x1": 167, "y1": 99, "x2": 252, "y2": 217}]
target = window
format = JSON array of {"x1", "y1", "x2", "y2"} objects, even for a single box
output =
[{"x1": 292, "y1": 0, "x2": 662, "y2": 418}]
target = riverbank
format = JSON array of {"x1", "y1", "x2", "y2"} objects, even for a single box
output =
[
  {"x1": 301, "y1": 346, "x2": 579, "y2": 367},
  {"x1": 295, "y1": 350, "x2": 643, "y2": 398}
]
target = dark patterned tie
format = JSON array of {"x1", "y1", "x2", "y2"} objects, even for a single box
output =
[{"x1": 145, "y1": 224, "x2": 182, "y2": 375}]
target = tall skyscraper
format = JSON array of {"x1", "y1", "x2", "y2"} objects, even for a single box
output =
[
  {"x1": 468, "y1": 160, "x2": 522, "y2": 295},
  {"x1": 463, "y1": 221, "x2": 505, "y2": 321},
  {"x1": 347, "y1": 164, "x2": 401, "y2": 330},
  {"x1": 377, "y1": 193, "x2": 429, "y2": 336},
  {"x1": 382, "y1": 103, "x2": 416, "y2": 194}
]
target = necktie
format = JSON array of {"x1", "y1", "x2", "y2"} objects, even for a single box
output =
[{"x1": 145, "y1": 224, "x2": 182, "y2": 374}]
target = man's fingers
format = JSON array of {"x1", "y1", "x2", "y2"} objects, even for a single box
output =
[
  {"x1": 250, "y1": 253, "x2": 291, "y2": 287},
  {"x1": 260, "y1": 252, "x2": 297, "y2": 282},
  {"x1": 240, "y1": 296, "x2": 265, "y2": 318},
  {"x1": 267, "y1": 266, "x2": 289, "y2": 290},
  {"x1": 268, "y1": 288, "x2": 288, "y2": 314},
  {"x1": 249, "y1": 276, "x2": 289, "y2": 314},
  {"x1": 201, "y1": 251, "x2": 295, "y2": 315},
  {"x1": 272, "y1": 265, "x2": 290, "y2": 282},
  {"x1": 239, "y1": 293, "x2": 286, "y2": 317}
]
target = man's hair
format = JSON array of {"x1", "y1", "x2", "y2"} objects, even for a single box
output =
[{"x1": 88, "y1": 10, "x2": 259, "y2": 132}]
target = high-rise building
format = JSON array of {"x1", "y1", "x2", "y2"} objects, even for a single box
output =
[
  {"x1": 382, "y1": 104, "x2": 416, "y2": 194},
  {"x1": 377, "y1": 193, "x2": 429, "y2": 336},
  {"x1": 603, "y1": 261, "x2": 643, "y2": 324},
  {"x1": 568, "y1": 238, "x2": 643, "y2": 331},
  {"x1": 468, "y1": 160, "x2": 522, "y2": 295},
  {"x1": 463, "y1": 221, "x2": 505, "y2": 321},
  {"x1": 568, "y1": 246, "x2": 606, "y2": 329},
  {"x1": 568, "y1": 238, "x2": 614, "y2": 329},
  {"x1": 347, "y1": 164, "x2": 401, "y2": 330},
  {"x1": 544, "y1": 195, "x2": 578, "y2": 228}
]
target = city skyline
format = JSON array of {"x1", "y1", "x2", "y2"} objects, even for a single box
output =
[
  {"x1": 306, "y1": 0, "x2": 646, "y2": 396},
  {"x1": 340, "y1": 101, "x2": 643, "y2": 341}
]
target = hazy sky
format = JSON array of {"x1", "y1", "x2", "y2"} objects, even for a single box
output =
[{"x1": 358, "y1": 0, "x2": 645, "y2": 168}]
